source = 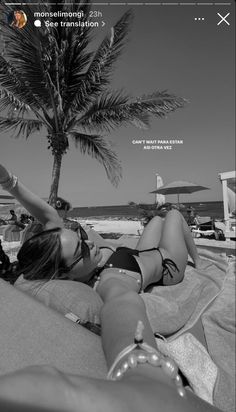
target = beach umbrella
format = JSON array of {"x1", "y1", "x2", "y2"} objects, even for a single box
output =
[{"x1": 150, "y1": 180, "x2": 209, "y2": 206}]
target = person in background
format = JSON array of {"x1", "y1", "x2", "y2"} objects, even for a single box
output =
[
  {"x1": 186, "y1": 207, "x2": 196, "y2": 226},
  {"x1": 6, "y1": 209, "x2": 17, "y2": 224},
  {"x1": 0, "y1": 239, "x2": 10, "y2": 276},
  {"x1": 19, "y1": 214, "x2": 31, "y2": 225}
]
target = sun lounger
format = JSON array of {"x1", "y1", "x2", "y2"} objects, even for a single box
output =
[
  {"x1": 0, "y1": 224, "x2": 7, "y2": 236},
  {"x1": 219, "y1": 171, "x2": 236, "y2": 240},
  {"x1": 2, "y1": 223, "x2": 24, "y2": 242},
  {"x1": 191, "y1": 216, "x2": 224, "y2": 240}
]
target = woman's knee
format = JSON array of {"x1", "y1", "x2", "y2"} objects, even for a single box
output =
[
  {"x1": 160, "y1": 210, "x2": 186, "y2": 251},
  {"x1": 148, "y1": 215, "x2": 164, "y2": 228},
  {"x1": 163, "y1": 210, "x2": 183, "y2": 226}
]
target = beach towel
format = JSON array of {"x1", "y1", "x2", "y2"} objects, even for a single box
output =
[
  {"x1": 202, "y1": 255, "x2": 235, "y2": 412},
  {"x1": 142, "y1": 250, "x2": 227, "y2": 337},
  {"x1": 142, "y1": 250, "x2": 235, "y2": 412},
  {"x1": 155, "y1": 332, "x2": 218, "y2": 405}
]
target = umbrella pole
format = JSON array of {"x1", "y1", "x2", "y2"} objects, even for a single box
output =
[{"x1": 177, "y1": 193, "x2": 180, "y2": 207}]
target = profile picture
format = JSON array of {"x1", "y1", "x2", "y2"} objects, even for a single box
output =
[{"x1": 8, "y1": 10, "x2": 27, "y2": 29}]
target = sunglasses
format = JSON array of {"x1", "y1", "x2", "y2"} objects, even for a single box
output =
[{"x1": 63, "y1": 225, "x2": 90, "y2": 272}]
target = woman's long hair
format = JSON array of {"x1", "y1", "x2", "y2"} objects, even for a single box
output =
[
  {"x1": 0, "y1": 228, "x2": 64, "y2": 284},
  {"x1": 0, "y1": 228, "x2": 102, "y2": 336},
  {"x1": 17, "y1": 228, "x2": 64, "y2": 281}
]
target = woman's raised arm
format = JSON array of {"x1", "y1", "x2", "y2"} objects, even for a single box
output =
[{"x1": 0, "y1": 163, "x2": 63, "y2": 228}]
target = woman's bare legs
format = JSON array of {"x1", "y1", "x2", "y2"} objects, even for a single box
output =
[
  {"x1": 179, "y1": 213, "x2": 200, "y2": 266},
  {"x1": 133, "y1": 216, "x2": 164, "y2": 287},
  {"x1": 86, "y1": 211, "x2": 199, "y2": 293},
  {"x1": 136, "y1": 210, "x2": 199, "y2": 265},
  {"x1": 136, "y1": 215, "x2": 164, "y2": 250},
  {"x1": 134, "y1": 210, "x2": 200, "y2": 287},
  {"x1": 157, "y1": 210, "x2": 188, "y2": 284},
  {"x1": 159, "y1": 209, "x2": 199, "y2": 284}
]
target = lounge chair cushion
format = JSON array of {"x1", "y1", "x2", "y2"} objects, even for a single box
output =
[
  {"x1": 15, "y1": 275, "x2": 103, "y2": 324},
  {"x1": 0, "y1": 279, "x2": 106, "y2": 377}
]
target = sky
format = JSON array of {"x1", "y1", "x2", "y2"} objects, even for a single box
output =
[{"x1": 0, "y1": 0, "x2": 235, "y2": 207}]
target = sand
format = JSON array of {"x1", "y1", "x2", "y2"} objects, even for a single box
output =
[
  {"x1": 0, "y1": 218, "x2": 142, "y2": 261},
  {"x1": 1, "y1": 218, "x2": 235, "y2": 262},
  {"x1": 78, "y1": 218, "x2": 142, "y2": 235}
]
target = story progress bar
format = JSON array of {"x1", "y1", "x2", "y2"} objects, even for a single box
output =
[{"x1": 3, "y1": 3, "x2": 233, "y2": 6}]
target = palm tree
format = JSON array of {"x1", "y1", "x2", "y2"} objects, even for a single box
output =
[{"x1": 0, "y1": 1, "x2": 187, "y2": 206}]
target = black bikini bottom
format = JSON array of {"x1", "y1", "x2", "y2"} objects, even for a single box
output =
[{"x1": 104, "y1": 246, "x2": 179, "y2": 288}]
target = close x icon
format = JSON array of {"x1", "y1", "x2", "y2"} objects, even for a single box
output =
[{"x1": 217, "y1": 12, "x2": 230, "y2": 26}]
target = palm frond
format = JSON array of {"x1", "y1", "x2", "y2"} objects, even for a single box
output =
[
  {"x1": 69, "y1": 131, "x2": 122, "y2": 186},
  {"x1": 0, "y1": 89, "x2": 30, "y2": 115},
  {"x1": 71, "y1": 90, "x2": 187, "y2": 133},
  {"x1": 131, "y1": 91, "x2": 188, "y2": 118},
  {"x1": 0, "y1": 116, "x2": 43, "y2": 138},
  {"x1": 0, "y1": 8, "x2": 52, "y2": 108},
  {"x1": 0, "y1": 55, "x2": 42, "y2": 109},
  {"x1": 66, "y1": 10, "x2": 133, "y2": 115},
  {"x1": 56, "y1": 2, "x2": 93, "y2": 103},
  {"x1": 74, "y1": 91, "x2": 150, "y2": 132}
]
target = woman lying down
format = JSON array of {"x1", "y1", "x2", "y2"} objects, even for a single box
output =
[{"x1": 0, "y1": 163, "x2": 222, "y2": 412}]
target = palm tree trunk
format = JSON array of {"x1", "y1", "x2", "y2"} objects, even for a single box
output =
[{"x1": 48, "y1": 153, "x2": 62, "y2": 206}]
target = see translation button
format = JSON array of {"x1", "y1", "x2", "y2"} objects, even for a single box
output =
[{"x1": 217, "y1": 12, "x2": 230, "y2": 26}]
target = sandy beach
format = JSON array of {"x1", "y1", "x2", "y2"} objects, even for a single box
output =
[
  {"x1": 1, "y1": 216, "x2": 235, "y2": 264},
  {"x1": 0, "y1": 218, "x2": 142, "y2": 261},
  {"x1": 77, "y1": 218, "x2": 142, "y2": 235}
]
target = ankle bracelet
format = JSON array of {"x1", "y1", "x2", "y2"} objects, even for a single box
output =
[{"x1": 107, "y1": 320, "x2": 186, "y2": 398}]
